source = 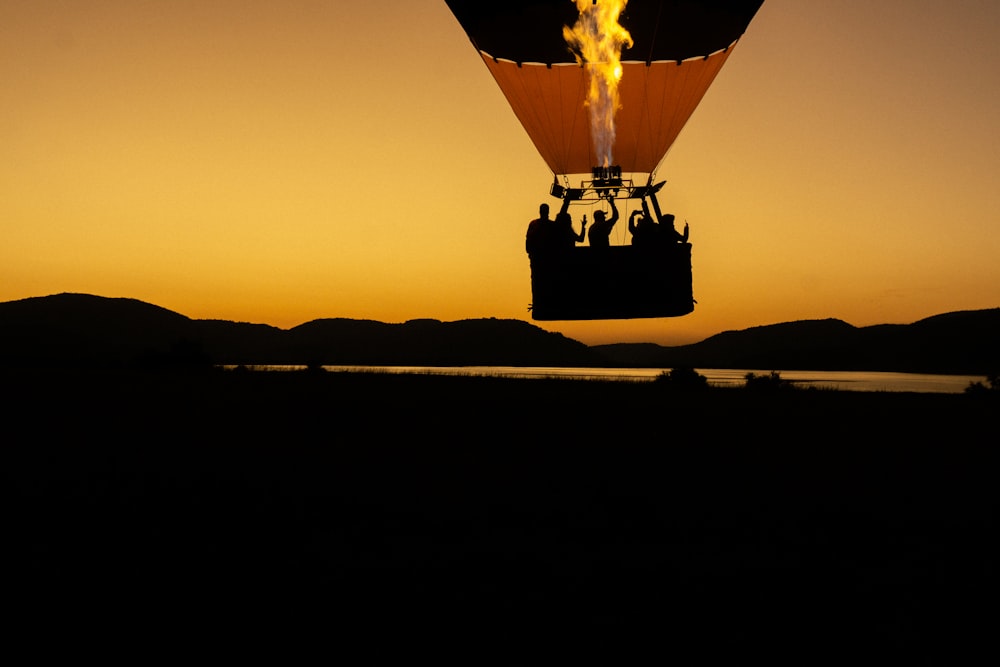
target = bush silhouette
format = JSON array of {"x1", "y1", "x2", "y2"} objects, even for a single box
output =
[
  {"x1": 964, "y1": 372, "x2": 999, "y2": 395},
  {"x1": 655, "y1": 366, "x2": 709, "y2": 391},
  {"x1": 744, "y1": 370, "x2": 794, "y2": 392}
]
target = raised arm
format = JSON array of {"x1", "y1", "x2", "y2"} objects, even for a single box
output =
[
  {"x1": 574, "y1": 215, "x2": 586, "y2": 243},
  {"x1": 606, "y1": 197, "x2": 619, "y2": 226},
  {"x1": 628, "y1": 210, "x2": 641, "y2": 235}
]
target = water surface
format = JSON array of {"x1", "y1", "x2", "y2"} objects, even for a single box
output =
[{"x1": 231, "y1": 365, "x2": 986, "y2": 394}]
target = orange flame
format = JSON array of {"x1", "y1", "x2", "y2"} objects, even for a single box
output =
[{"x1": 563, "y1": 0, "x2": 633, "y2": 168}]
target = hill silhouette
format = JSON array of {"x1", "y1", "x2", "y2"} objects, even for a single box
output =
[
  {"x1": 595, "y1": 310, "x2": 1000, "y2": 374},
  {"x1": 0, "y1": 293, "x2": 601, "y2": 369},
  {"x1": 1, "y1": 292, "x2": 997, "y2": 374}
]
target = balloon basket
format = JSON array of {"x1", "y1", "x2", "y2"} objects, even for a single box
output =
[{"x1": 528, "y1": 244, "x2": 694, "y2": 321}]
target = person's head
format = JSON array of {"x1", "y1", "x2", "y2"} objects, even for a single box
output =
[
  {"x1": 556, "y1": 211, "x2": 571, "y2": 225},
  {"x1": 594, "y1": 211, "x2": 606, "y2": 223},
  {"x1": 539, "y1": 203, "x2": 550, "y2": 219},
  {"x1": 664, "y1": 213, "x2": 676, "y2": 226}
]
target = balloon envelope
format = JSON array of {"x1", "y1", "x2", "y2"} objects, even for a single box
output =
[{"x1": 446, "y1": 0, "x2": 764, "y2": 176}]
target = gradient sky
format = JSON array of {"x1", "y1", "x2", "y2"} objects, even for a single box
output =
[{"x1": 3, "y1": 0, "x2": 998, "y2": 346}]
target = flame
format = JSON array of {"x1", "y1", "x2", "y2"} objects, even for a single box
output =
[{"x1": 563, "y1": 0, "x2": 633, "y2": 168}]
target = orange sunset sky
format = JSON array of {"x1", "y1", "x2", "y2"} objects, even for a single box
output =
[{"x1": 3, "y1": 0, "x2": 999, "y2": 346}]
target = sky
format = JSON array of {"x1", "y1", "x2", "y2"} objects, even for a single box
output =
[{"x1": 3, "y1": 0, "x2": 999, "y2": 346}]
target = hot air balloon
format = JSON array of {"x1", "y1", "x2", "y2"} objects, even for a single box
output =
[{"x1": 445, "y1": 0, "x2": 764, "y2": 320}]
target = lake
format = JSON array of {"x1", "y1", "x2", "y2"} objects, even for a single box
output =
[{"x1": 227, "y1": 365, "x2": 988, "y2": 394}]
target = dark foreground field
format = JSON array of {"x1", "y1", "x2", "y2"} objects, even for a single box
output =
[{"x1": 5, "y1": 368, "x2": 997, "y2": 660}]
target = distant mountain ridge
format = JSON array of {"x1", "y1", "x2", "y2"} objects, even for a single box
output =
[
  {"x1": 593, "y1": 311, "x2": 1000, "y2": 375},
  {"x1": 0, "y1": 293, "x2": 601, "y2": 369},
  {"x1": 1, "y1": 293, "x2": 997, "y2": 375}
]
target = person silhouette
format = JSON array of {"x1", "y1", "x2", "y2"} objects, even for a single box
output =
[
  {"x1": 658, "y1": 212, "x2": 689, "y2": 244},
  {"x1": 526, "y1": 202, "x2": 552, "y2": 254},
  {"x1": 556, "y1": 209, "x2": 586, "y2": 248},
  {"x1": 587, "y1": 196, "x2": 619, "y2": 248},
  {"x1": 628, "y1": 204, "x2": 657, "y2": 246}
]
